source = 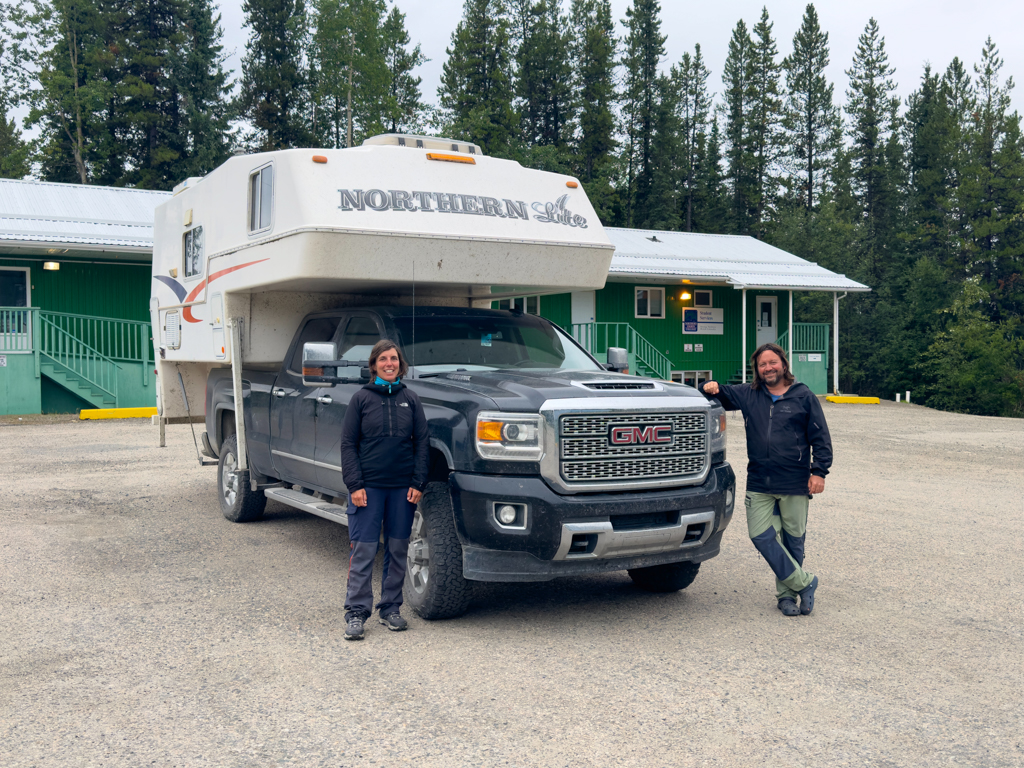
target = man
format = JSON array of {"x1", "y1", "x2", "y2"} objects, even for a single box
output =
[{"x1": 699, "y1": 343, "x2": 832, "y2": 616}]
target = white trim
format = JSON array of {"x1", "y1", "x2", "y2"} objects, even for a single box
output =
[
  {"x1": 741, "y1": 288, "x2": 747, "y2": 383},
  {"x1": 0, "y1": 266, "x2": 31, "y2": 308},
  {"x1": 634, "y1": 286, "x2": 665, "y2": 319},
  {"x1": 788, "y1": 290, "x2": 793, "y2": 361}
]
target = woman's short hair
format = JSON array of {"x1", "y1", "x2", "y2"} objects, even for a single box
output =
[
  {"x1": 750, "y1": 343, "x2": 795, "y2": 390},
  {"x1": 368, "y1": 339, "x2": 409, "y2": 379}
]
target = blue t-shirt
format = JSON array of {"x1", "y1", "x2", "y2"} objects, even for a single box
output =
[{"x1": 769, "y1": 392, "x2": 783, "y2": 402}]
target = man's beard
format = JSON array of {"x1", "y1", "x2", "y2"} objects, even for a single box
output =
[{"x1": 762, "y1": 370, "x2": 780, "y2": 385}]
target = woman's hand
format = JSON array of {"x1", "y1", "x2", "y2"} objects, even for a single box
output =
[
  {"x1": 407, "y1": 488, "x2": 423, "y2": 505},
  {"x1": 350, "y1": 489, "x2": 367, "y2": 507}
]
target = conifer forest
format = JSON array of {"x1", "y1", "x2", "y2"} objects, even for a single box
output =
[{"x1": 1, "y1": 0, "x2": 1022, "y2": 416}]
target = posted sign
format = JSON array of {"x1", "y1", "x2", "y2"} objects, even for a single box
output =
[{"x1": 683, "y1": 308, "x2": 723, "y2": 335}]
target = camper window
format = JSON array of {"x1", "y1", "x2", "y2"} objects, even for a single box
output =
[
  {"x1": 635, "y1": 287, "x2": 665, "y2": 319},
  {"x1": 288, "y1": 317, "x2": 341, "y2": 374},
  {"x1": 183, "y1": 226, "x2": 204, "y2": 278},
  {"x1": 248, "y1": 165, "x2": 274, "y2": 233}
]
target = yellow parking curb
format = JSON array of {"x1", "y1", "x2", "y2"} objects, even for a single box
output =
[
  {"x1": 80, "y1": 407, "x2": 158, "y2": 420},
  {"x1": 826, "y1": 396, "x2": 880, "y2": 404}
]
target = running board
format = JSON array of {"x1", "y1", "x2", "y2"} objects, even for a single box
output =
[{"x1": 264, "y1": 487, "x2": 349, "y2": 526}]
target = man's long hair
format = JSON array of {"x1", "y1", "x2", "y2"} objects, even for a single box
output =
[{"x1": 750, "y1": 343, "x2": 795, "y2": 390}]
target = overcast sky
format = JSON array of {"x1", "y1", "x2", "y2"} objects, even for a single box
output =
[{"x1": 213, "y1": 0, "x2": 1023, "y2": 112}]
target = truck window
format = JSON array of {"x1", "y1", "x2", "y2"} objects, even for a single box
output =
[
  {"x1": 288, "y1": 317, "x2": 341, "y2": 374},
  {"x1": 393, "y1": 315, "x2": 599, "y2": 374},
  {"x1": 339, "y1": 316, "x2": 381, "y2": 362}
]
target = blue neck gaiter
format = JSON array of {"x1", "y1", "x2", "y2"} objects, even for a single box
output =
[{"x1": 375, "y1": 375, "x2": 400, "y2": 394}]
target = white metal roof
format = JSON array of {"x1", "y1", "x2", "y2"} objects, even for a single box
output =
[
  {"x1": 0, "y1": 178, "x2": 170, "y2": 253},
  {"x1": 606, "y1": 228, "x2": 870, "y2": 292}
]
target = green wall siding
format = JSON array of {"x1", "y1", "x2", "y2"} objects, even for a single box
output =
[
  {"x1": 0, "y1": 257, "x2": 152, "y2": 321},
  {"x1": 539, "y1": 293, "x2": 571, "y2": 330},
  {"x1": 0, "y1": 354, "x2": 42, "y2": 415}
]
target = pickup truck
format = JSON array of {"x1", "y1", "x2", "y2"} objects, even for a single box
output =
[{"x1": 204, "y1": 305, "x2": 736, "y2": 618}]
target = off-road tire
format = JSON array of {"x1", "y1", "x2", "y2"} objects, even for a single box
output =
[
  {"x1": 218, "y1": 434, "x2": 266, "y2": 523},
  {"x1": 627, "y1": 560, "x2": 701, "y2": 593},
  {"x1": 404, "y1": 481, "x2": 473, "y2": 620}
]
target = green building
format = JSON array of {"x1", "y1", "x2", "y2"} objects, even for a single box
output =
[
  {"x1": 497, "y1": 228, "x2": 870, "y2": 395},
  {"x1": 0, "y1": 179, "x2": 170, "y2": 415}
]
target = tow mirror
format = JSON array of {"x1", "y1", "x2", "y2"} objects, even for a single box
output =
[
  {"x1": 301, "y1": 342, "x2": 368, "y2": 386},
  {"x1": 604, "y1": 346, "x2": 629, "y2": 374}
]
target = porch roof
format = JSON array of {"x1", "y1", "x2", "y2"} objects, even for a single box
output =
[
  {"x1": 0, "y1": 178, "x2": 170, "y2": 257},
  {"x1": 605, "y1": 228, "x2": 870, "y2": 292}
]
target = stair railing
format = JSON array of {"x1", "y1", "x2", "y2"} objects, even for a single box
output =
[
  {"x1": 0, "y1": 307, "x2": 33, "y2": 353},
  {"x1": 40, "y1": 311, "x2": 152, "y2": 386},
  {"x1": 37, "y1": 313, "x2": 119, "y2": 403},
  {"x1": 570, "y1": 322, "x2": 672, "y2": 380}
]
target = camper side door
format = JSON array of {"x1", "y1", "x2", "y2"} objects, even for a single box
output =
[{"x1": 269, "y1": 316, "x2": 341, "y2": 486}]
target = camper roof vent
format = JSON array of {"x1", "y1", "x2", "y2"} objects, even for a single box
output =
[
  {"x1": 362, "y1": 133, "x2": 484, "y2": 156},
  {"x1": 173, "y1": 176, "x2": 204, "y2": 196}
]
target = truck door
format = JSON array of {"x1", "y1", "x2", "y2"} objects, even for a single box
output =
[
  {"x1": 270, "y1": 316, "x2": 341, "y2": 486},
  {"x1": 314, "y1": 313, "x2": 383, "y2": 492}
]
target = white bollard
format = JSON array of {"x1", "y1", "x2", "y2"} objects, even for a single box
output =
[
  {"x1": 896, "y1": 393, "x2": 901, "y2": 403},
  {"x1": 906, "y1": 390, "x2": 911, "y2": 404}
]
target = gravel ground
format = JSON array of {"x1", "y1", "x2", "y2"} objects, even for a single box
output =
[{"x1": 1, "y1": 401, "x2": 1022, "y2": 767}]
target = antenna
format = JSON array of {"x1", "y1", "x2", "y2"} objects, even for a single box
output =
[{"x1": 412, "y1": 260, "x2": 416, "y2": 375}]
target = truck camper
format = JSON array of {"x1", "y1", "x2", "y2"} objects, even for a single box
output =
[{"x1": 151, "y1": 134, "x2": 736, "y2": 619}]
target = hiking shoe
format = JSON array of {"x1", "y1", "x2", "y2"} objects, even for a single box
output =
[
  {"x1": 777, "y1": 598, "x2": 800, "y2": 617},
  {"x1": 799, "y1": 576, "x2": 819, "y2": 615},
  {"x1": 345, "y1": 615, "x2": 365, "y2": 641},
  {"x1": 379, "y1": 612, "x2": 408, "y2": 631}
]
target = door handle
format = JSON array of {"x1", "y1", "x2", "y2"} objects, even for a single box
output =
[
  {"x1": 273, "y1": 388, "x2": 286, "y2": 398},
  {"x1": 316, "y1": 395, "x2": 333, "y2": 405}
]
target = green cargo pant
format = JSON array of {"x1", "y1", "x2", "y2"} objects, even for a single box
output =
[{"x1": 745, "y1": 492, "x2": 815, "y2": 601}]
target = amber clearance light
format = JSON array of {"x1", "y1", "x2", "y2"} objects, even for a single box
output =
[
  {"x1": 426, "y1": 152, "x2": 476, "y2": 165},
  {"x1": 477, "y1": 421, "x2": 503, "y2": 441}
]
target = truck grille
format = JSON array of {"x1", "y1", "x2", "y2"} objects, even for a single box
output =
[{"x1": 559, "y1": 412, "x2": 707, "y2": 484}]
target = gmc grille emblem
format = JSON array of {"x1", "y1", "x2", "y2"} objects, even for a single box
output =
[{"x1": 609, "y1": 425, "x2": 673, "y2": 445}]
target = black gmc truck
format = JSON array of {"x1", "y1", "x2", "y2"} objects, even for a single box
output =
[{"x1": 204, "y1": 306, "x2": 736, "y2": 618}]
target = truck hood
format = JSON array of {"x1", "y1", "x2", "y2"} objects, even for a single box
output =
[{"x1": 413, "y1": 369, "x2": 708, "y2": 412}]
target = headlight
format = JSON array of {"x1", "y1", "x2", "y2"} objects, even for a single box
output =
[
  {"x1": 709, "y1": 405, "x2": 727, "y2": 460},
  {"x1": 476, "y1": 412, "x2": 544, "y2": 461}
]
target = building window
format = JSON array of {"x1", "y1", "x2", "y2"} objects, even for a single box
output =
[
  {"x1": 183, "y1": 226, "x2": 204, "y2": 279},
  {"x1": 248, "y1": 164, "x2": 274, "y2": 234},
  {"x1": 672, "y1": 370, "x2": 712, "y2": 388},
  {"x1": 497, "y1": 295, "x2": 540, "y2": 315},
  {"x1": 635, "y1": 287, "x2": 665, "y2": 319},
  {"x1": 694, "y1": 290, "x2": 712, "y2": 307}
]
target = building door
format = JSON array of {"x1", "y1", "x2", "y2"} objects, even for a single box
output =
[
  {"x1": 570, "y1": 291, "x2": 596, "y2": 349},
  {"x1": 755, "y1": 296, "x2": 777, "y2": 347},
  {"x1": 0, "y1": 268, "x2": 31, "y2": 351}
]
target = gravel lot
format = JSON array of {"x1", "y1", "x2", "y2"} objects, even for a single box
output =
[{"x1": 1, "y1": 401, "x2": 1022, "y2": 767}]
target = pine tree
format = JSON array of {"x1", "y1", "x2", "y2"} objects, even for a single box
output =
[
  {"x1": 722, "y1": 18, "x2": 756, "y2": 234},
  {"x1": 568, "y1": 0, "x2": 617, "y2": 221},
  {"x1": 437, "y1": 0, "x2": 516, "y2": 157},
  {"x1": 691, "y1": 118, "x2": 729, "y2": 233},
  {"x1": 238, "y1": 0, "x2": 314, "y2": 150},
  {"x1": 620, "y1": 0, "x2": 666, "y2": 227},
  {"x1": 844, "y1": 17, "x2": 902, "y2": 283},
  {"x1": 645, "y1": 74, "x2": 680, "y2": 229},
  {"x1": 516, "y1": 0, "x2": 572, "y2": 151},
  {"x1": 782, "y1": 2, "x2": 839, "y2": 212},
  {"x1": 672, "y1": 44, "x2": 711, "y2": 231},
  {"x1": 0, "y1": 95, "x2": 31, "y2": 179},
  {"x1": 747, "y1": 7, "x2": 783, "y2": 235},
  {"x1": 381, "y1": 4, "x2": 426, "y2": 134}
]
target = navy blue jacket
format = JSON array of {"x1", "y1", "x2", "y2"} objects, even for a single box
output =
[
  {"x1": 699, "y1": 380, "x2": 832, "y2": 495},
  {"x1": 340, "y1": 380, "x2": 430, "y2": 493}
]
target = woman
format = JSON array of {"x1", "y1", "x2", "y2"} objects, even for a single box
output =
[{"x1": 340, "y1": 339, "x2": 429, "y2": 640}]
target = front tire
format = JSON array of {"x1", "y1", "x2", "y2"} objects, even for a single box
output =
[
  {"x1": 404, "y1": 482, "x2": 473, "y2": 619},
  {"x1": 218, "y1": 434, "x2": 266, "y2": 523},
  {"x1": 628, "y1": 560, "x2": 701, "y2": 593}
]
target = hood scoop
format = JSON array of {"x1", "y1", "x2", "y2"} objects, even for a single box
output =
[{"x1": 578, "y1": 380, "x2": 657, "y2": 391}]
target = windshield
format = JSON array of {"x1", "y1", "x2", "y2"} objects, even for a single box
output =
[{"x1": 392, "y1": 314, "x2": 601, "y2": 374}]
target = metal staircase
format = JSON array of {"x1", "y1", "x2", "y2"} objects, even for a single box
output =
[{"x1": 570, "y1": 322, "x2": 673, "y2": 380}]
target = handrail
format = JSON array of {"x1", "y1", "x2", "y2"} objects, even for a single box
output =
[
  {"x1": 37, "y1": 313, "x2": 119, "y2": 401},
  {"x1": 571, "y1": 322, "x2": 673, "y2": 380},
  {"x1": 38, "y1": 309, "x2": 152, "y2": 363},
  {"x1": 779, "y1": 323, "x2": 830, "y2": 353},
  {"x1": 0, "y1": 307, "x2": 33, "y2": 353}
]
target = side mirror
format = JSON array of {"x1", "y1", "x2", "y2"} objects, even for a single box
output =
[
  {"x1": 605, "y1": 346, "x2": 629, "y2": 374},
  {"x1": 302, "y1": 341, "x2": 369, "y2": 386}
]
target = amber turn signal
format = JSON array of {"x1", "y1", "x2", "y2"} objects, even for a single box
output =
[
  {"x1": 302, "y1": 367, "x2": 324, "y2": 376},
  {"x1": 477, "y1": 421, "x2": 503, "y2": 441}
]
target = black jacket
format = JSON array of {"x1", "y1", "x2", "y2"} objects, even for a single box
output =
[
  {"x1": 699, "y1": 380, "x2": 832, "y2": 495},
  {"x1": 340, "y1": 380, "x2": 430, "y2": 492}
]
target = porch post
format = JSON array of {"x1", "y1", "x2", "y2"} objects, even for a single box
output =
[
  {"x1": 833, "y1": 291, "x2": 839, "y2": 395},
  {"x1": 741, "y1": 288, "x2": 747, "y2": 383},
  {"x1": 788, "y1": 290, "x2": 793, "y2": 362}
]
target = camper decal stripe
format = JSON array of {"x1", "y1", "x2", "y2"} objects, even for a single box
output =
[
  {"x1": 180, "y1": 259, "x2": 270, "y2": 323},
  {"x1": 153, "y1": 275, "x2": 187, "y2": 302}
]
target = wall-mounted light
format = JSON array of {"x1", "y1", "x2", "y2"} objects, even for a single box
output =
[
  {"x1": 680, "y1": 291, "x2": 691, "y2": 300},
  {"x1": 43, "y1": 261, "x2": 60, "y2": 271}
]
